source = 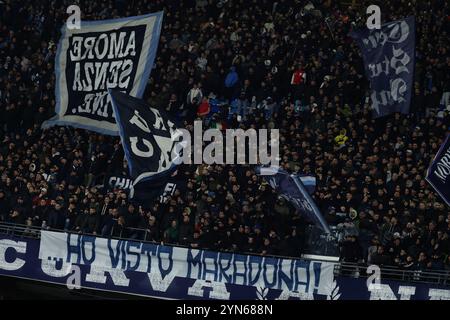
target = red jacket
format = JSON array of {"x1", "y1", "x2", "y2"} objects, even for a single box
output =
[
  {"x1": 291, "y1": 69, "x2": 305, "y2": 85},
  {"x1": 197, "y1": 100, "x2": 210, "y2": 117}
]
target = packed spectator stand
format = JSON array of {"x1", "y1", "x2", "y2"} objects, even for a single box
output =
[{"x1": 0, "y1": 0, "x2": 449, "y2": 278}]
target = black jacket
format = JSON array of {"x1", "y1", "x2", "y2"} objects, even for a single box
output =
[{"x1": 82, "y1": 213, "x2": 100, "y2": 233}]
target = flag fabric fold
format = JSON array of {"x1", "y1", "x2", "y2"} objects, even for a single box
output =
[
  {"x1": 257, "y1": 166, "x2": 330, "y2": 233},
  {"x1": 350, "y1": 16, "x2": 415, "y2": 118},
  {"x1": 109, "y1": 90, "x2": 183, "y2": 200}
]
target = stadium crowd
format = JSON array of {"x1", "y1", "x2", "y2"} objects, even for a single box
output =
[{"x1": 0, "y1": 0, "x2": 449, "y2": 272}]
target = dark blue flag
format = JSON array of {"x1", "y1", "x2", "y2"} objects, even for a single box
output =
[
  {"x1": 257, "y1": 166, "x2": 330, "y2": 233},
  {"x1": 132, "y1": 169, "x2": 187, "y2": 207},
  {"x1": 350, "y1": 16, "x2": 415, "y2": 118},
  {"x1": 103, "y1": 171, "x2": 184, "y2": 207},
  {"x1": 426, "y1": 135, "x2": 450, "y2": 206},
  {"x1": 109, "y1": 90, "x2": 184, "y2": 198}
]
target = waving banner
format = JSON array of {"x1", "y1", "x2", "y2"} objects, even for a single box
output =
[
  {"x1": 42, "y1": 12, "x2": 163, "y2": 135},
  {"x1": 109, "y1": 90, "x2": 184, "y2": 194},
  {"x1": 426, "y1": 135, "x2": 450, "y2": 206},
  {"x1": 105, "y1": 172, "x2": 186, "y2": 206},
  {"x1": 131, "y1": 171, "x2": 187, "y2": 206},
  {"x1": 257, "y1": 167, "x2": 330, "y2": 234},
  {"x1": 1, "y1": 231, "x2": 449, "y2": 300},
  {"x1": 350, "y1": 16, "x2": 415, "y2": 118}
]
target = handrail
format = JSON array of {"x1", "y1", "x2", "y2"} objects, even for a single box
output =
[
  {"x1": 0, "y1": 221, "x2": 340, "y2": 263},
  {"x1": 334, "y1": 262, "x2": 450, "y2": 286},
  {"x1": 0, "y1": 221, "x2": 305, "y2": 260},
  {"x1": 1, "y1": 221, "x2": 449, "y2": 286}
]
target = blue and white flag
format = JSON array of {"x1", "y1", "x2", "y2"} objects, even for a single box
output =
[
  {"x1": 43, "y1": 12, "x2": 163, "y2": 135},
  {"x1": 426, "y1": 135, "x2": 450, "y2": 206},
  {"x1": 350, "y1": 16, "x2": 415, "y2": 118},
  {"x1": 257, "y1": 167, "x2": 330, "y2": 233},
  {"x1": 299, "y1": 175, "x2": 316, "y2": 195},
  {"x1": 109, "y1": 90, "x2": 184, "y2": 197}
]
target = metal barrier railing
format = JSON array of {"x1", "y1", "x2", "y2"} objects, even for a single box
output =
[
  {"x1": 1, "y1": 221, "x2": 449, "y2": 286},
  {"x1": 334, "y1": 262, "x2": 450, "y2": 286},
  {"x1": 0, "y1": 221, "x2": 164, "y2": 245}
]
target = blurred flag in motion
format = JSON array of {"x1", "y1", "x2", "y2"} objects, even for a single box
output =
[{"x1": 257, "y1": 166, "x2": 330, "y2": 233}]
